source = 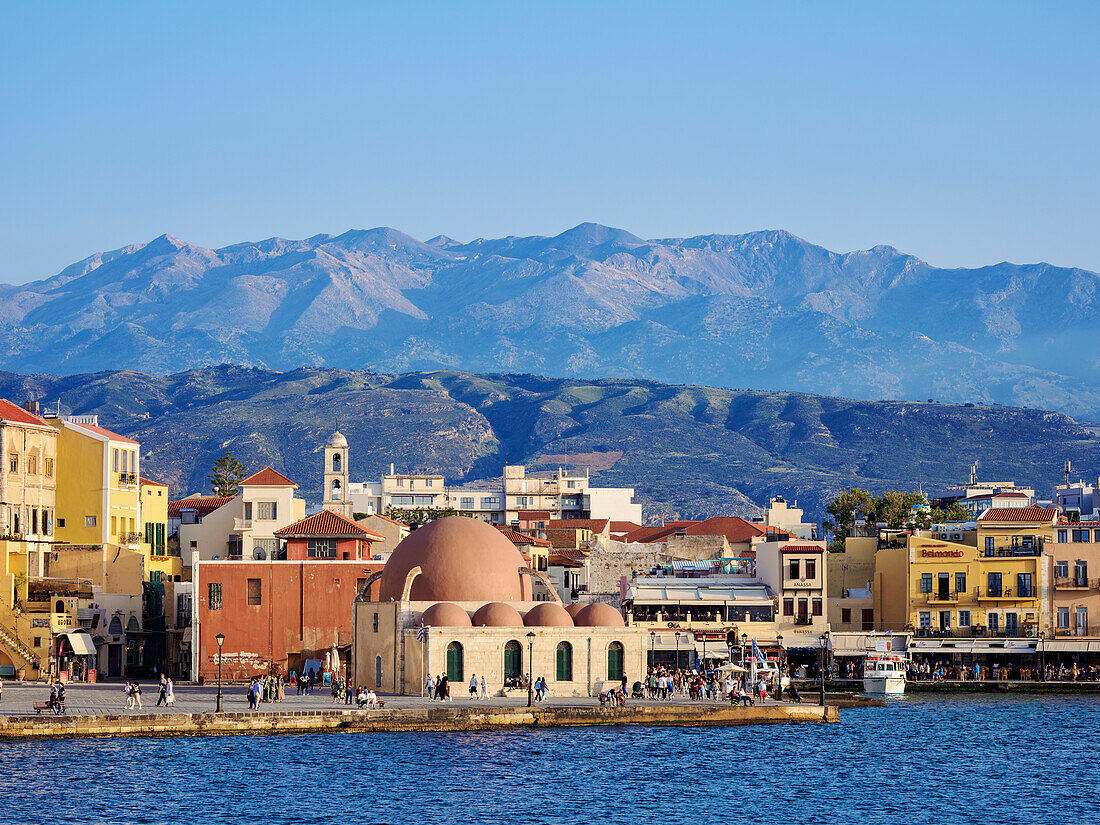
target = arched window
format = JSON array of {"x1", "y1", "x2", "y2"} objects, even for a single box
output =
[
  {"x1": 447, "y1": 641, "x2": 464, "y2": 683},
  {"x1": 374, "y1": 655, "x2": 383, "y2": 688},
  {"x1": 332, "y1": 454, "x2": 341, "y2": 473},
  {"x1": 556, "y1": 641, "x2": 573, "y2": 681},
  {"x1": 504, "y1": 640, "x2": 522, "y2": 680},
  {"x1": 607, "y1": 641, "x2": 624, "y2": 681},
  {"x1": 54, "y1": 599, "x2": 65, "y2": 613},
  {"x1": 108, "y1": 616, "x2": 123, "y2": 636},
  {"x1": 331, "y1": 479, "x2": 342, "y2": 500}
]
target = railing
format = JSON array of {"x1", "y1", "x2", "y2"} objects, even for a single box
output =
[
  {"x1": 118, "y1": 472, "x2": 138, "y2": 487},
  {"x1": 233, "y1": 518, "x2": 253, "y2": 531},
  {"x1": 982, "y1": 587, "x2": 1034, "y2": 599},
  {"x1": 983, "y1": 538, "x2": 1045, "y2": 558},
  {"x1": 793, "y1": 616, "x2": 814, "y2": 626},
  {"x1": 924, "y1": 591, "x2": 963, "y2": 603},
  {"x1": 915, "y1": 625, "x2": 1038, "y2": 639},
  {"x1": 1054, "y1": 625, "x2": 1100, "y2": 637},
  {"x1": 1054, "y1": 577, "x2": 1091, "y2": 590}
]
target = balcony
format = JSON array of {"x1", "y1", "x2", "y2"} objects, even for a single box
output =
[
  {"x1": 124, "y1": 532, "x2": 142, "y2": 547},
  {"x1": 924, "y1": 591, "x2": 963, "y2": 604},
  {"x1": 118, "y1": 472, "x2": 138, "y2": 488},
  {"x1": 1054, "y1": 625, "x2": 1100, "y2": 637},
  {"x1": 233, "y1": 518, "x2": 253, "y2": 531},
  {"x1": 978, "y1": 587, "x2": 1035, "y2": 601},
  {"x1": 1054, "y1": 577, "x2": 1091, "y2": 591},
  {"x1": 982, "y1": 538, "x2": 1044, "y2": 558},
  {"x1": 914, "y1": 625, "x2": 1038, "y2": 639}
]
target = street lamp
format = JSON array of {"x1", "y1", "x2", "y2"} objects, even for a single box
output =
[
  {"x1": 526, "y1": 632, "x2": 535, "y2": 708},
  {"x1": 675, "y1": 632, "x2": 682, "y2": 671},
  {"x1": 215, "y1": 632, "x2": 226, "y2": 713},
  {"x1": 1039, "y1": 631, "x2": 1046, "y2": 682},
  {"x1": 775, "y1": 633, "x2": 784, "y2": 701},
  {"x1": 818, "y1": 632, "x2": 827, "y2": 706},
  {"x1": 741, "y1": 633, "x2": 748, "y2": 669},
  {"x1": 649, "y1": 631, "x2": 656, "y2": 669}
]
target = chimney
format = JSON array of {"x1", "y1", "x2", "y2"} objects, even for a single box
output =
[
  {"x1": 25, "y1": 400, "x2": 39, "y2": 415},
  {"x1": 390, "y1": 463, "x2": 395, "y2": 475}
]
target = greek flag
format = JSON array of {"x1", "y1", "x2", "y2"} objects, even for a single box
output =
[
  {"x1": 752, "y1": 640, "x2": 767, "y2": 666},
  {"x1": 416, "y1": 622, "x2": 426, "y2": 642}
]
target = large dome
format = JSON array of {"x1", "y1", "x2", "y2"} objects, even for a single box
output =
[
  {"x1": 420, "y1": 602, "x2": 472, "y2": 627},
  {"x1": 574, "y1": 602, "x2": 625, "y2": 627},
  {"x1": 564, "y1": 602, "x2": 586, "y2": 619},
  {"x1": 378, "y1": 516, "x2": 533, "y2": 602},
  {"x1": 523, "y1": 603, "x2": 574, "y2": 627},
  {"x1": 472, "y1": 602, "x2": 524, "y2": 627}
]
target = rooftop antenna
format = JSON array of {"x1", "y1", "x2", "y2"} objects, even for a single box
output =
[
  {"x1": 1065, "y1": 459, "x2": 1072, "y2": 487},
  {"x1": 968, "y1": 462, "x2": 978, "y2": 486}
]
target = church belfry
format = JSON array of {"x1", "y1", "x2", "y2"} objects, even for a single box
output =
[{"x1": 323, "y1": 427, "x2": 352, "y2": 517}]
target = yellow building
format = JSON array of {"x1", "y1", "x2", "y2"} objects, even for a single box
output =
[
  {"x1": 54, "y1": 416, "x2": 142, "y2": 553},
  {"x1": 140, "y1": 477, "x2": 180, "y2": 581}
]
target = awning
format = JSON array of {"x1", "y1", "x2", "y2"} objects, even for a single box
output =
[
  {"x1": 700, "y1": 650, "x2": 728, "y2": 659},
  {"x1": 64, "y1": 631, "x2": 97, "y2": 656},
  {"x1": 781, "y1": 634, "x2": 827, "y2": 650},
  {"x1": 1042, "y1": 640, "x2": 1100, "y2": 653},
  {"x1": 910, "y1": 639, "x2": 1037, "y2": 654}
]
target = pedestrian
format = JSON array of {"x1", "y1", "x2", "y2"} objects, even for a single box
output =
[
  {"x1": 165, "y1": 677, "x2": 175, "y2": 707},
  {"x1": 131, "y1": 681, "x2": 143, "y2": 709},
  {"x1": 345, "y1": 679, "x2": 353, "y2": 705},
  {"x1": 157, "y1": 673, "x2": 168, "y2": 707},
  {"x1": 479, "y1": 674, "x2": 488, "y2": 700},
  {"x1": 469, "y1": 673, "x2": 479, "y2": 699},
  {"x1": 426, "y1": 673, "x2": 436, "y2": 700},
  {"x1": 441, "y1": 674, "x2": 450, "y2": 701},
  {"x1": 123, "y1": 681, "x2": 133, "y2": 709}
]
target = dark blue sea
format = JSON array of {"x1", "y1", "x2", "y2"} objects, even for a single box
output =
[{"x1": 1, "y1": 695, "x2": 1093, "y2": 825}]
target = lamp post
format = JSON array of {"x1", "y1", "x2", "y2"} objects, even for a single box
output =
[
  {"x1": 741, "y1": 632, "x2": 748, "y2": 671},
  {"x1": 215, "y1": 632, "x2": 225, "y2": 713},
  {"x1": 818, "y1": 632, "x2": 827, "y2": 707},
  {"x1": 649, "y1": 631, "x2": 656, "y2": 669},
  {"x1": 675, "y1": 632, "x2": 682, "y2": 671},
  {"x1": 526, "y1": 632, "x2": 535, "y2": 708},
  {"x1": 775, "y1": 633, "x2": 784, "y2": 701},
  {"x1": 1039, "y1": 631, "x2": 1046, "y2": 682}
]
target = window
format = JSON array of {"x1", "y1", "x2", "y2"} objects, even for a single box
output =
[
  {"x1": 121, "y1": 450, "x2": 128, "y2": 473},
  {"x1": 9, "y1": 454, "x2": 17, "y2": 473},
  {"x1": 988, "y1": 613, "x2": 999, "y2": 632},
  {"x1": 918, "y1": 611, "x2": 931, "y2": 629},
  {"x1": 44, "y1": 458, "x2": 53, "y2": 477},
  {"x1": 481, "y1": 497, "x2": 499, "y2": 508},
  {"x1": 920, "y1": 573, "x2": 933, "y2": 594},
  {"x1": 805, "y1": 559, "x2": 816, "y2": 579},
  {"x1": 987, "y1": 572, "x2": 1002, "y2": 597},
  {"x1": 1056, "y1": 561, "x2": 1069, "y2": 578},
  {"x1": 1077, "y1": 607, "x2": 1088, "y2": 633},
  {"x1": 841, "y1": 608, "x2": 851, "y2": 624},
  {"x1": 607, "y1": 642, "x2": 624, "y2": 680},
  {"x1": 460, "y1": 497, "x2": 474, "y2": 509},
  {"x1": 788, "y1": 559, "x2": 800, "y2": 579},
  {"x1": 208, "y1": 582, "x2": 222, "y2": 610},
  {"x1": 396, "y1": 478, "x2": 405, "y2": 487},
  {"x1": 782, "y1": 598, "x2": 794, "y2": 616},
  {"x1": 111, "y1": 516, "x2": 117, "y2": 537},
  {"x1": 253, "y1": 538, "x2": 279, "y2": 560},
  {"x1": 958, "y1": 610, "x2": 971, "y2": 627},
  {"x1": 413, "y1": 496, "x2": 434, "y2": 506},
  {"x1": 1075, "y1": 561, "x2": 1088, "y2": 586},
  {"x1": 939, "y1": 610, "x2": 951, "y2": 631},
  {"x1": 567, "y1": 480, "x2": 576, "y2": 489},
  {"x1": 375, "y1": 656, "x2": 383, "y2": 687},
  {"x1": 27, "y1": 456, "x2": 36, "y2": 475},
  {"x1": 1057, "y1": 529, "x2": 1068, "y2": 543},
  {"x1": 1004, "y1": 612, "x2": 1018, "y2": 634},
  {"x1": 1095, "y1": 530, "x2": 1100, "y2": 543},
  {"x1": 57, "y1": 518, "x2": 65, "y2": 529},
  {"x1": 517, "y1": 496, "x2": 528, "y2": 507},
  {"x1": 332, "y1": 454, "x2": 341, "y2": 472},
  {"x1": 1057, "y1": 607, "x2": 1070, "y2": 629},
  {"x1": 391, "y1": 495, "x2": 414, "y2": 506},
  {"x1": 113, "y1": 449, "x2": 119, "y2": 472},
  {"x1": 423, "y1": 478, "x2": 433, "y2": 487},
  {"x1": 504, "y1": 640, "x2": 522, "y2": 680},
  {"x1": 307, "y1": 539, "x2": 338, "y2": 558},
  {"x1": 955, "y1": 572, "x2": 966, "y2": 594},
  {"x1": 1073, "y1": 529, "x2": 1090, "y2": 543},
  {"x1": 255, "y1": 501, "x2": 277, "y2": 521},
  {"x1": 812, "y1": 598, "x2": 823, "y2": 616},
  {"x1": 1017, "y1": 573, "x2": 1033, "y2": 598},
  {"x1": 556, "y1": 641, "x2": 573, "y2": 681},
  {"x1": 985, "y1": 537, "x2": 996, "y2": 551},
  {"x1": 247, "y1": 578, "x2": 262, "y2": 605},
  {"x1": 446, "y1": 641, "x2": 464, "y2": 682},
  {"x1": 372, "y1": 612, "x2": 379, "y2": 632}
]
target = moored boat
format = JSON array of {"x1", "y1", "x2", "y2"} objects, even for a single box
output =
[{"x1": 863, "y1": 654, "x2": 907, "y2": 695}]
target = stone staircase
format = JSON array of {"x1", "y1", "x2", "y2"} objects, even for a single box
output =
[{"x1": 0, "y1": 604, "x2": 42, "y2": 675}]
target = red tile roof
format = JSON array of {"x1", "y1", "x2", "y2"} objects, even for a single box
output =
[
  {"x1": 624, "y1": 516, "x2": 765, "y2": 545},
  {"x1": 547, "y1": 518, "x2": 610, "y2": 533},
  {"x1": 548, "y1": 549, "x2": 587, "y2": 567},
  {"x1": 275, "y1": 510, "x2": 385, "y2": 539},
  {"x1": 992, "y1": 492, "x2": 1030, "y2": 499},
  {"x1": 779, "y1": 543, "x2": 827, "y2": 553},
  {"x1": 239, "y1": 466, "x2": 298, "y2": 487},
  {"x1": 496, "y1": 527, "x2": 552, "y2": 547},
  {"x1": 168, "y1": 495, "x2": 234, "y2": 518},
  {"x1": 140, "y1": 477, "x2": 167, "y2": 487},
  {"x1": 64, "y1": 419, "x2": 139, "y2": 445},
  {"x1": 0, "y1": 399, "x2": 53, "y2": 428},
  {"x1": 517, "y1": 510, "x2": 553, "y2": 520},
  {"x1": 978, "y1": 505, "x2": 1059, "y2": 523},
  {"x1": 610, "y1": 521, "x2": 642, "y2": 534},
  {"x1": 360, "y1": 513, "x2": 409, "y2": 528}
]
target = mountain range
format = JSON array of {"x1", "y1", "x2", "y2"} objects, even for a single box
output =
[
  {"x1": 2, "y1": 367, "x2": 1097, "y2": 522},
  {"x1": 2, "y1": 224, "x2": 1099, "y2": 418}
]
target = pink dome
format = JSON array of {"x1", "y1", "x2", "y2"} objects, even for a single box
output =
[
  {"x1": 574, "y1": 602, "x2": 625, "y2": 627},
  {"x1": 523, "y1": 603, "x2": 574, "y2": 627},
  {"x1": 472, "y1": 602, "x2": 524, "y2": 627},
  {"x1": 379, "y1": 516, "x2": 532, "y2": 602},
  {"x1": 420, "y1": 602, "x2": 472, "y2": 627},
  {"x1": 564, "y1": 602, "x2": 586, "y2": 619}
]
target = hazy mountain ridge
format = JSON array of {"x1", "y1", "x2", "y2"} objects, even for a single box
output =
[
  {"x1": 3, "y1": 224, "x2": 1099, "y2": 416},
  {"x1": 2, "y1": 367, "x2": 1097, "y2": 523}
]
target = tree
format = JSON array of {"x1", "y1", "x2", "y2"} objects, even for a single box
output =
[
  {"x1": 208, "y1": 452, "x2": 248, "y2": 497},
  {"x1": 869, "y1": 490, "x2": 928, "y2": 529},
  {"x1": 930, "y1": 501, "x2": 972, "y2": 524},
  {"x1": 824, "y1": 487, "x2": 874, "y2": 547},
  {"x1": 385, "y1": 505, "x2": 455, "y2": 528}
]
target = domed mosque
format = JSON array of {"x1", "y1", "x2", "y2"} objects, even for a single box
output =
[{"x1": 354, "y1": 516, "x2": 645, "y2": 696}]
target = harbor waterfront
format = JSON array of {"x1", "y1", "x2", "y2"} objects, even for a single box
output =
[{"x1": 0, "y1": 694, "x2": 1094, "y2": 824}]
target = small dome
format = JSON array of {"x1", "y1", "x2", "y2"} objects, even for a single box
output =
[
  {"x1": 524, "y1": 603, "x2": 574, "y2": 627},
  {"x1": 420, "y1": 602, "x2": 472, "y2": 627},
  {"x1": 472, "y1": 602, "x2": 524, "y2": 627},
  {"x1": 379, "y1": 516, "x2": 532, "y2": 602},
  {"x1": 574, "y1": 602, "x2": 625, "y2": 627},
  {"x1": 327, "y1": 430, "x2": 348, "y2": 448},
  {"x1": 563, "y1": 603, "x2": 587, "y2": 619}
]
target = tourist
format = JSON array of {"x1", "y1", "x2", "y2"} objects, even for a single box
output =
[
  {"x1": 788, "y1": 682, "x2": 802, "y2": 703},
  {"x1": 479, "y1": 674, "x2": 488, "y2": 700},
  {"x1": 620, "y1": 672, "x2": 627, "y2": 696},
  {"x1": 356, "y1": 686, "x2": 368, "y2": 708},
  {"x1": 426, "y1": 673, "x2": 436, "y2": 700},
  {"x1": 469, "y1": 673, "x2": 479, "y2": 699},
  {"x1": 442, "y1": 674, "x2": 451, "y2": 701},
  {"x1": 345, "y1": 679, "x2": 354, "y2": 705},
  {"x1": 366, "y1": 688, "x2": 379, "y2": 709},
  {"x1": 131, "y1": 681, "x2": 143, "y2": 709},
  {"x1": 757, "y1": 677, "x2": 768, "y2": 705},
  {"x1": 157, "y1": 673, "x2": 168, "y2": 707},
  {"x1": 123, "y1": 681, "x2": 133, "y2": 710},
  {"x1": 165, "y1": 677, "x2": 175, "y2": 707}
]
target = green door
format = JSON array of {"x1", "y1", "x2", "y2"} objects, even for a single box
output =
[
  {"x1": 556, "y1": 642, "x2": 573, "y2": 681},
  {"x1": 504, "y1": 640, "x2": 521, "y2": 679},
  {"x1": 607, "y1": 642, "x2": 624, "y2": 680},
  {"x1": 446, "y1": 642, "x2": 464, "y2": 683}
]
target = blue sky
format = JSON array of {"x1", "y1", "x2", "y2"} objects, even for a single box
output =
[{"x1": 1, "y1": 2, "x2": 1098, "y2": 283}]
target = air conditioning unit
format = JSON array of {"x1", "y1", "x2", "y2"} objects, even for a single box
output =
[{"x1": 952, "y1": 533, "x2": 962, "y2": 541}]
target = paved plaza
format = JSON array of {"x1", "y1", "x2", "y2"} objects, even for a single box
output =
[{"x1": 0, "y1": 681, "x2": 797, "y2": 716}]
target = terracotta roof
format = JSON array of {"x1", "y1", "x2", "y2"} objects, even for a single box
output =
[
  {"x1": 779, "y1": 543, "x2": 827, "y2": 553},
  {"x1": 978, "y1": 505, "x2": 1059, "y2": 523},
  {"x1": 360, "y1": 513, "x2": 409, "y2": 528},
  {"x1": 610, "y1": 521, "x2": 642, "y2": 534},
  {"x1": 239, "y1": 466, "x2": 298, "y2": 487},
  {"x1": 623, "y1": 524, "x2": 681, "y2": 543},
  {"x1": 992, "y1": 492, "x2": 1030, "y2": 499},
  {"x1": 275, "y1": 510, "x2": 385, "y2": 539},
  {"x1": 624, "y1": 516, "x2": 765, "y2": 545},
  {"x1": 0, "y1": 399, "x2": 53, "y2": 428},
  {"x1": 496, "y1": 527, "x2": 552, "y2": 547},
  {"x1": 140, "y1": 477, "x2": 167, "y2": 487},
  {"x1": 518, "y1": 510, "x2": 553, "y2": 520},
  {"x1": 548, "y1": 549, "x2": 587, "y2": 567},
  {"x1": 547, "y1": 519, "x2": 610, "y2": 533},
  {"x1": 65, "y1": 420, "x2": 139, "y2": 445},
  {"x1": 168, "y1": 495, "x2": 234, "y2": 518}
]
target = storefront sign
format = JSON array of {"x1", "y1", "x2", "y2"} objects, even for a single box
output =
[
  {"x1": 921, "y1": 548, "x2": 964, "y2": 558},
  {"x1": 694, "y1": 632, "x2": 728, "y2": 642}
]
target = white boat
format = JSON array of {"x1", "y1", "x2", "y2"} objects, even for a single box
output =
[{"x1": 863, "y1": 654, "x2": 907, "y2": 695}]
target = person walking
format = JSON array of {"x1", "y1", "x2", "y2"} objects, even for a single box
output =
[
  {"x1": 156, "y1": 673, "x2": 168, "y2": 707},
  {"x1": 469, "y1": 673, "x2": 479, "y2": 700},
  {"x1": 479, "y1": 674, "x2": 488, "y2": 700},
  {"x1": 165, "y1": 677, "x2": 175, "y2": 707},
  {"x1": 131, "y1": 681, "x2": 143, "y2": 710}
]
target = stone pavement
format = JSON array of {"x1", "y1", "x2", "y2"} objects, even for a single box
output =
[{"x1": 0, "y1": 681, "x2": 797, "y2": 716}]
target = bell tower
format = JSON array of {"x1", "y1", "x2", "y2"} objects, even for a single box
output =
[{"x1": 323, "y1": 426, "x2": 352, "y2": 518}]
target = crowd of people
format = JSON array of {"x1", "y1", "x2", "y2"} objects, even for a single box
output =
[{"x1": 908, "y1": 659, "x2": 1100, "y2": 682}]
